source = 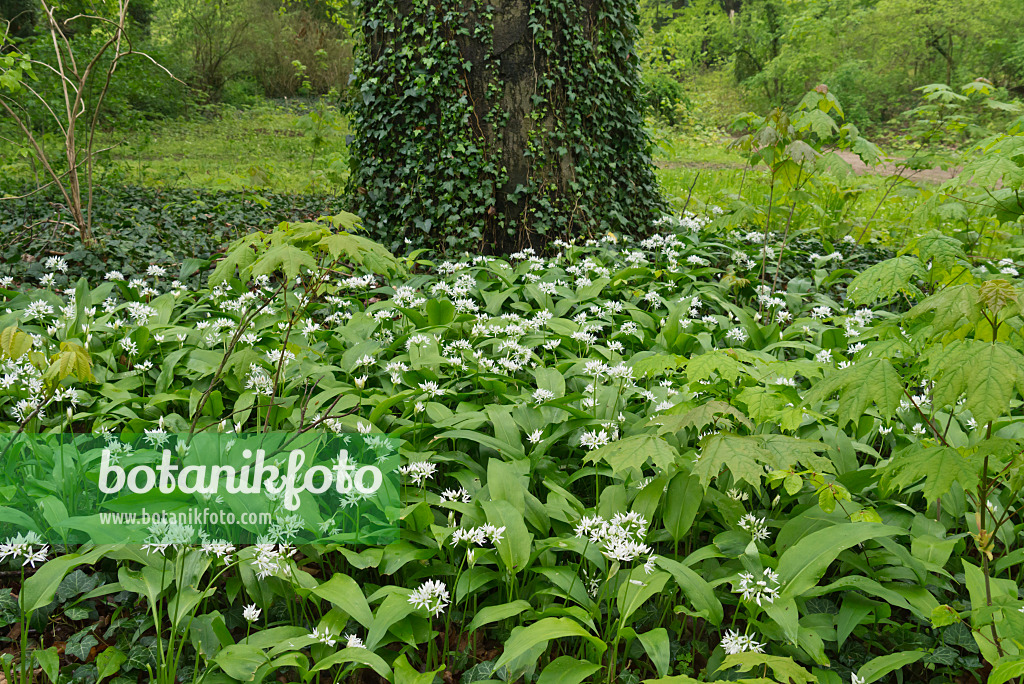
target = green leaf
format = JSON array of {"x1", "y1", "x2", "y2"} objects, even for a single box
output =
[
  {"x1": 310, "y1": 574, "x2": 373, "y2": 629},
  {"x1": 637, "y1": 628, "x2": 671, "y2": 678},
  {"x1": 36, "y1": 646, "x2": 60, "y2": 683},
  {"x1": 721, "y1": 652, "x2": 815, "y2": 684},
  {"x1": 989, "y1": 656, "x2": 1024, "y2": 684},
  {"x1": 584, "y1": 434, "x2": 678, "y2": 475},
  {"x1": 906, "y1": 285, "x2": 981, "y2": 332},
  {"x1": 777, "y1": 523, "x2": 905, "y2": 601},
  {"x1": 663, "y1": 470, "x2": 703, "y2": 541},
  {"x1": 857, "y1": 651, "x2": 925, "y2": 683},
  {"x1": 482, "y1": 499, "x2": 533, "y2": 577},
  {"x1": 21, "y1": 546, "x2": 111, "y2": 614},
  {"x1": 648, "y1": 400, "x2": 753, "y2": 434},
  {"x1": 803, "y1": 358, "x2": 904, "y2": 427},
  {"x1": 536, "y1": 657, "x2": 602, "y2": 684},
  {"x1": 616, "y1": 570, "x2": 669, "y2": 623},
  {"x1": 213, "y1": 644, "x2": 269, "y2": 681},
  {"x1": 466, "y1": 600, "x2": 532, "y2": 633},
  {"x1": 250, "y1": 243, "x2": 317, "y2": 280},
  {"x1": 687, "y1": 351, "x2": 744, "y2": 383},
  {"x1": 693, "y1": 433, "x2": 769, "y2": 488},
  {"x1": 902, "y1": 230, "x2": 967, "y2": 273},
  {"x1": 310, "y1": 647, "x2": 392, "y2": 679},
  {"x1": 65, "y1": 627, "x2": 99, "y2": 661},
  {"x1": 883, "y1": 444, "x2": 982, "y2": 500},
  {"x1": 962, "y1": 342, "x2": 1024, "y2": 425},
  {"x1": 847, "y1": 256, "x2": 924, "y2": 305},
  {"x1": 656, "y1": 556, "x2": 724, "y2": 625},
  {"x1": 493, "y1": 618, "x2": 604, "y2": 672},
  {"x1": 96, "y1": 646, "x2": 127, "y2": 680},
  {"x1": 366, "y1": 591, "x2": 415, "y2": 649}
]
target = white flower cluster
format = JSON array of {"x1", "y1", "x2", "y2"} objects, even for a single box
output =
[
  {"x1": 408, "y1": 579, "x2": 450, "y2": 617},
  {"x1": 574, "y1": 511, "x2": 654, "y2": 565},
  {"x1": 0, "y1": 532, "x2": 48, "y2": 567},
  {"x1": 737, "y1": 568, "x2": 781, "y2": 606}
]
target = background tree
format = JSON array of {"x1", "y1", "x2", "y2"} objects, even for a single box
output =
[{"x1": 347, "y1": 0, "x2": 664, "y2": 254}]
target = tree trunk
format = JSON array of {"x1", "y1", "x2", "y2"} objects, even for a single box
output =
[{"x1": 349, "y1": 0, "x2": 663, "y2": 255}]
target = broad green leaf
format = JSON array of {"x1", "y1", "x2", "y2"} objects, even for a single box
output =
[
  {"x1": 687, "y1": 350, "x2": 744, "y2": 383},
  {"x1": 213, "y1": 644, "x2": 269, "y2": 682},
  {"x1": 803, "y1": 358, "x2": 903, "y2": 427},
  {"x1": 847, "y1": 256, "x2": 924, "y2": 305},
  {"x1": 857, "y1": 651, "x2": 925, "y2": 683},
  {"x1": 722, "y1": 653, "x2": 815, "y2": 684},
  {"x1": 310, "y1": 647, "x2": 392, "y2": 678},
  {"x1": 616, "y1": 569, "x2": 669, "y2": 623},
  {"x1": 989, "y1": 656, "x2": 1024, "y2": 684},
  {"x1": 585, "y1": 434, "x2": 678, "y2": 475},
  {"x1": 366, "y1": 591, "x2": 415, "y2": 649},
  {"x1": 36, "y1": 646, "x2": 60, "y2": 683},
  {"x1": 663, "y1": 470, "x2": 703, "y2": 541},
  {"x1": 657, "y1": 556, "x2": 724, "y2": 625},
  {"x1": 648, "y1": 400, "x2": 753, "y2": 433},
  {"x1": 693, "y1": 433, "x2": 769, "y2": 488},
  {"x1": 310, "y1": 574, "x2": 373, "y2": 629},
  {"x1": 493, "y1": 618, "x2": 604, "y2": 671},
  {"x1": 22, "y1": 545, "x2": 111, "y2": 614},
  {"x1": 777, "y1": 523, "x2": 905, "y2": 600},
  {"x1": 95, "y1": 646, "x2": 127, "y2": 680},
  {"x1": 536, "y1": 656, "x2": 601, "y2": 684},
  {"x1": 637, "y1": 628, "x2": 671, "y2": 678},
  {"x1": 250, "y1": 243, "x2": 317, "y2": 280},
  {"x1": 883, "y1": 444, "x2": 981, "y2": 501},
  {"x1": 466, "y1": 600, "x2": 532, "y2": 633}
]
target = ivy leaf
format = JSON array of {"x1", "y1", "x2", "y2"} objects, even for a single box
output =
[
  {"x1": 803, "y1": 358, "x2": 904, "y2": 427},
  {"x1": 65, "y1": 627, "x2": 99, "y2": 661},
  {"x1": 882, "y1": 444, "x2": 982, "y2": 500},
  {"x1": 847, "y1": 256, "x2": 924, "y2": 305},
  {"x1": 56, "y1": 570, "x2": 101, "y2": 602}
]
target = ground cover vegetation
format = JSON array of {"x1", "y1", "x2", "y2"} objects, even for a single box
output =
[{"x1": 1, "y1": 0, "x2": 1024, "y2": 682}]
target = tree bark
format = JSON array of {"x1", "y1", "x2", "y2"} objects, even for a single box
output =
[{"x1": 351, "y1": 0, "x2": 663, "y2": 255}]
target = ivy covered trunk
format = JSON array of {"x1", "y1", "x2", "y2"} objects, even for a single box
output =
[{"x1": 348, "y1": 0, "x2": 664, "y2": 254}]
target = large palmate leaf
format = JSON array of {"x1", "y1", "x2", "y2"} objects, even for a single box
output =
[
  {"x1": 803, "y1": 358, "x2": 904, "y2": 426},
  {"x1": 882, "y1": 443, "x2": 998, "y2": 501},
  {"x1": 926, "y1": 340, "x2": 1024, "y2": 425},
  {"x1": 584, "y1": 434, "x2": 679, "y2": 475},
  {"x1": 847, "y1": 256, "x2": 924, "y2": 305}
]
